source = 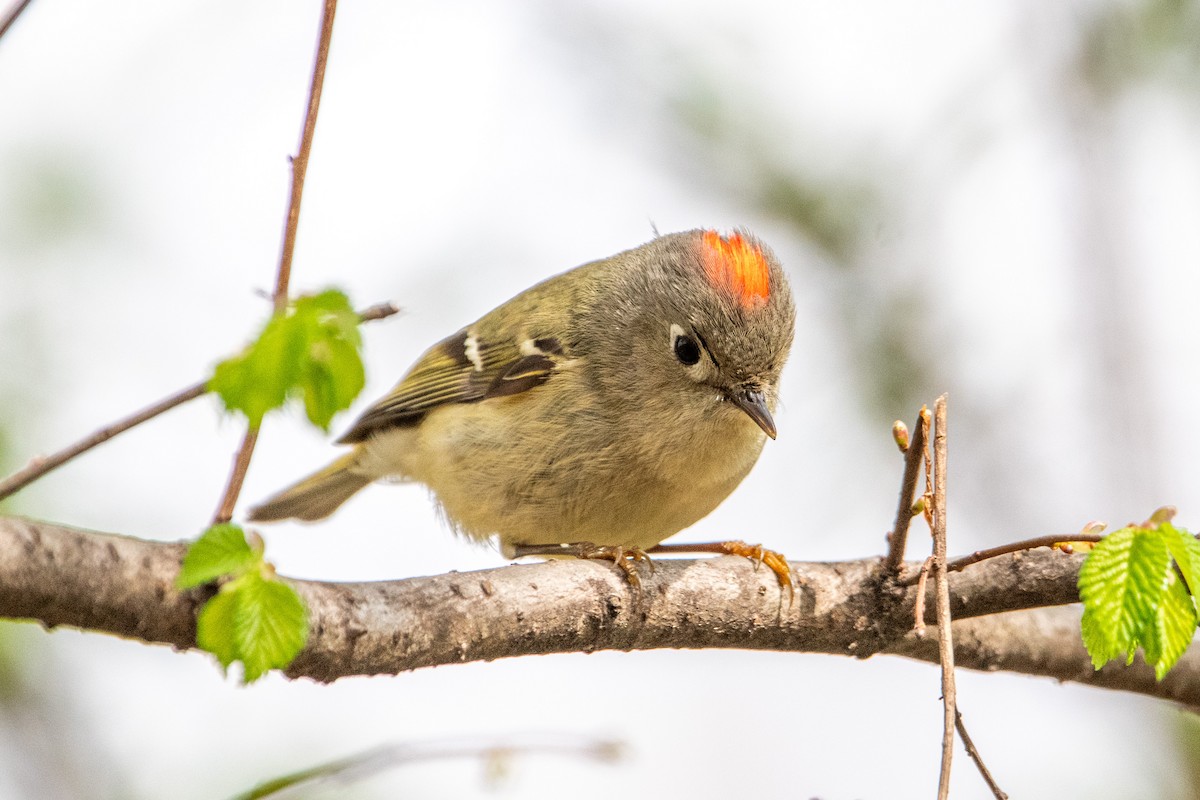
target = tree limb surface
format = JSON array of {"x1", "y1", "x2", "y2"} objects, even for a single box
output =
[{"x1": 1, "y1": 516, "x2": 1197, "y2": 708}]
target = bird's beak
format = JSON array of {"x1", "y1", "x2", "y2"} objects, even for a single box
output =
[{"x1": 729, "y1": 388, "x2": 777, "y2": 440}]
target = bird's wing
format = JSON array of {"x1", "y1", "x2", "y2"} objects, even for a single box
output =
[{"x1": 336, "y1": 329, "x2": 561, "y2": 443}]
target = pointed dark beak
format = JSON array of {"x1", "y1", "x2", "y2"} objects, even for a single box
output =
[{"x1": 729, "y1": 388, "x2": 777, "y2": 439}]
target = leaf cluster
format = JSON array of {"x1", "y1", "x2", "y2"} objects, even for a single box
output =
[
  {"x1": 177, "y1": 524, "x2": 307, "y2": 683},
  {"x1": 1079, "y1": 512, "x2": 1200, "y2": 680},
  {"x1": 209, "y1": 290, "x2": 365, "y2": 430}
]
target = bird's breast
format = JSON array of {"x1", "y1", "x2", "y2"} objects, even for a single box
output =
[{"x1": 369, "y1": 385, "x2": 769, "y2": 551}]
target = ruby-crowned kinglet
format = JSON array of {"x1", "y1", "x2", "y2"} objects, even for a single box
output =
[{"x1": 250, "y1": 229, "x2": 796, "y2": 580}]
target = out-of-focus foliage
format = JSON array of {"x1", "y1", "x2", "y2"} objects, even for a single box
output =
[{"x1": 1080, "y1": 0, "x2": 1200, "y2": 95}]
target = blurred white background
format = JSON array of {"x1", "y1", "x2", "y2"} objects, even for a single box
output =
[{"x1": 2, "y1": 0, "x2": 1200, "y2": 797}]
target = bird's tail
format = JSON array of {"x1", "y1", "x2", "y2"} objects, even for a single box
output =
[{"x1": 248, "y1": 452, "x2": 372, "y2": 522}]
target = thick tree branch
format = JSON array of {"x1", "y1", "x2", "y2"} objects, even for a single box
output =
[
  {"x1": 2, "y1": 516, "x2": 1197, "y2": 708},
  {"x1": 888, "y1": 606, "x2": 1200, "y2": 711}
]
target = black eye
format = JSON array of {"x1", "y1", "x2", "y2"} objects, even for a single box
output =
[{"x1": 673, "y1": 333, "x2": 701, "y2": 366}]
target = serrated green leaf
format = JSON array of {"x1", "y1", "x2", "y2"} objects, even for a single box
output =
[
  {"x1": 1079, "y1": 526, "x2": 1170, "y2": 668},
  {"x1": 302, "y1": 337, "x2": 365, "y2": 430},
  {"x1": 1149, "y1": 570, "x2": 1197, "y2": 680},
  {"x1": 209, "y1": 314, "x2": 305, "y2": 428},
  {"x1": 295, "y1": 291, "x2": 364, "y2": 430},
  {"x1": 209, "y1": 289, "x2": 365, "y2": 431},
  {"x1": 1163, "y1": 522, "x2": 1200, "y2": 601},
  {"x1": 196, "y1": 587, "x2": 239, "y2": 670},
  {"x1": 232, "y1": 572, "x2": 308, "y2": 684},
  {"x1": 297, "y1": 289, "x2": 362, "y2": 342},
  {"x1": 178, "y1": 523, "x2": 258, "y2": 588}
]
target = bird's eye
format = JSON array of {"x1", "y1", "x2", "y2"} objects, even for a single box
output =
[{"x1": 673, "y1": 333, "x2": 701, "y2": 366}]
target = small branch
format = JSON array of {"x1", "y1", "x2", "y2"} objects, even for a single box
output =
[
  {"x1": 890, "y1": 605, "x2": 1200, "y2": 711},
  {"x1": 0, "y1": 0, "x2": 34, "y2": 42},
  {"x1": 0, "y1": 301, "x2": 390, "y2": 508},
  {"x1": 212, "y1": 427, "x2": 260, "y2": 524},
  {"x1": 273, "y1": 0, "x2": 338, "y2": 313},
  {"x1": 212, "y1": 0, "x2": 339, "y2": 522},
  {"x1": 932, "y1": 394, "x2": 955, "y2": 800},
  {"x1": 913, "y1": 556, "x2": 933, "y2": 638},
  {"x1": 884, "y1": 407, "x2": 930, "y2": 572},
  {"x1": 357, "y1": 301, "x2": 401, "y2": 323},
  {"x1": 0, "y1": 381, "x2": 209, "y2": 503},
  {"x1": 944, "y1": 533, "x2": 1105, "y2": 576},
  {"x1": 956, "y1": 710, "x2": 1008, "y2": 799},
  {"x1": 239, "y1": 733, "x2": 622, "y2": 799}
]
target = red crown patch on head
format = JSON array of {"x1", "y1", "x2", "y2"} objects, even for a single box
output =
[{"x1": 699, "y1": 230, "x2": 770, "y2": 309}]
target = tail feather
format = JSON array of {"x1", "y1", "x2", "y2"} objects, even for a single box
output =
[{"x1": 248, "y1": 453, "x2": 372, "y2": 522}]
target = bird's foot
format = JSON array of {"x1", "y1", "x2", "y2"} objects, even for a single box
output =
[
  {"x1": 648, "y1": 540, "x2": 794, "y2": 602},
  {"x1": 511, "y1": 542, "x2": 654, "y2": 589}
]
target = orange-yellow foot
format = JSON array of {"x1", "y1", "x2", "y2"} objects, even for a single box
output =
[
  {"x1": 511, "y1": 542, "x2": 655, "y2": 589},
  {"x1": 649, "y1": 540, "x2": 795, "y2": 600}
]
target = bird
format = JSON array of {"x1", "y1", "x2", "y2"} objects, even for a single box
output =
[{"x1": 249, "y1": 229, "x2": 796, "y2": 587}]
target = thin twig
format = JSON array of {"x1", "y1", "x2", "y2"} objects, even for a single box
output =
[
  {"x1": 0, "y1": 381, "x2": 209, "y2": 503},
  {"x1": 955, "y1": 710, "x2": 1008, "y2": 799},
  {"x1": 932, "y1": 394, "x2": 954, "y2": 800},
  {"x1": 944, "y1": 533, "x2": 1105, "y2": 576},
  {"x1": 273, "y1": 0, "x2": 338, "y2": 312},
  {"x1": 913, "y1": 556, "x2": 933, "y2": 638},
  {"x1": 212, "y1": 427, "x2": 260, "y2": 524},
  {"x1": 897, "y1": 532, "x2": 1105, "y2": 587},
  {"x1": 0, "y1": 0, "x2": 34, "y2": 42},
  {"x1": 0, "y1": 301, "x2": 391, "y2": 508},
  {"x1": 357, "y1": 301, "x2": 401, "y2": 323},
  {"x1": 211, "y1": 0, "x2": 339, "y2": 524},
  {"x1": 236, "y1": 733, "x2": 622, "y2": 800},
  {"x1": 884, "y1": 407, "x2": 930, "y2": 572}
]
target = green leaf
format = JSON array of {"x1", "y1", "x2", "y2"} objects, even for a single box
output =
[
  {"x1": 302, "y1": 337, "x2": 365, "y2": 430},
  {"x1": 209, "y1": 315, "x2": 304, "y2": 428},
  {"x1": 177, "y1": 523, "x2": 258, "y2": 589},
  {"x1": 1079, "y1": 526, "x2": 1170, "y2": 669},
  {"x1": 293, "y1": 291, "x2": 364, "y2": 430},
  {"x1": 196, "y1": 587, "x2": 239, "y2": 670},
  {"x1": 1163, "y1": 522, "x2": 1200, "y2": 600},
  {"x1": 1148, "y1": 570, "x2": 1197, "y2": 680},
  {"x1": 193, "y1": 571, "x2": 308, "y2": 683},
  {"x1": 208, "y1": 289, "x2": 365, "y2": 430},
  {"x1": 231, "y1": 572, "x2": 308, "y2": 684}
]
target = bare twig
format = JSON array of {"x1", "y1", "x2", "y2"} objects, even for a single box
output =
[
  {"x1": 0, "y1": 0, "x2": 34, "y2": 42},
  {"x1": 212, "y1": 427, "x2": 260, "y2": 524},
  {"x1": 932, "y1": 394, "x2": 954, "y2": 800},
  {"x1": 211, "y1": 0, "x2": 339, "y2": 523},
  {"x1": 273, "y1": 0, "x2": 337, "y2": 311},
  {"x1": 942, "y1": 533, "x2": 1105, "y2": 577},
  {"x1": 884, "y1": 407, "x2": 930, "y2": 572},
  {"x1": 357, "y1": 301, "x2": 401, "y2": 323},
  {"x1": 1, "y1": 300, "x2": 390, "y2": 508},
  {"x1": 913, "y1": 556, "x2": 933, "y2": 638},
  {"x1": 0, "y1": 381, "x2": 209, "y2": 503},
  {"x1": 955, "y1": 710, "x2": 1008, "y2": 799},
  {"x1": 237, "y1": 733, "x2": 622, "y2": 800}
]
